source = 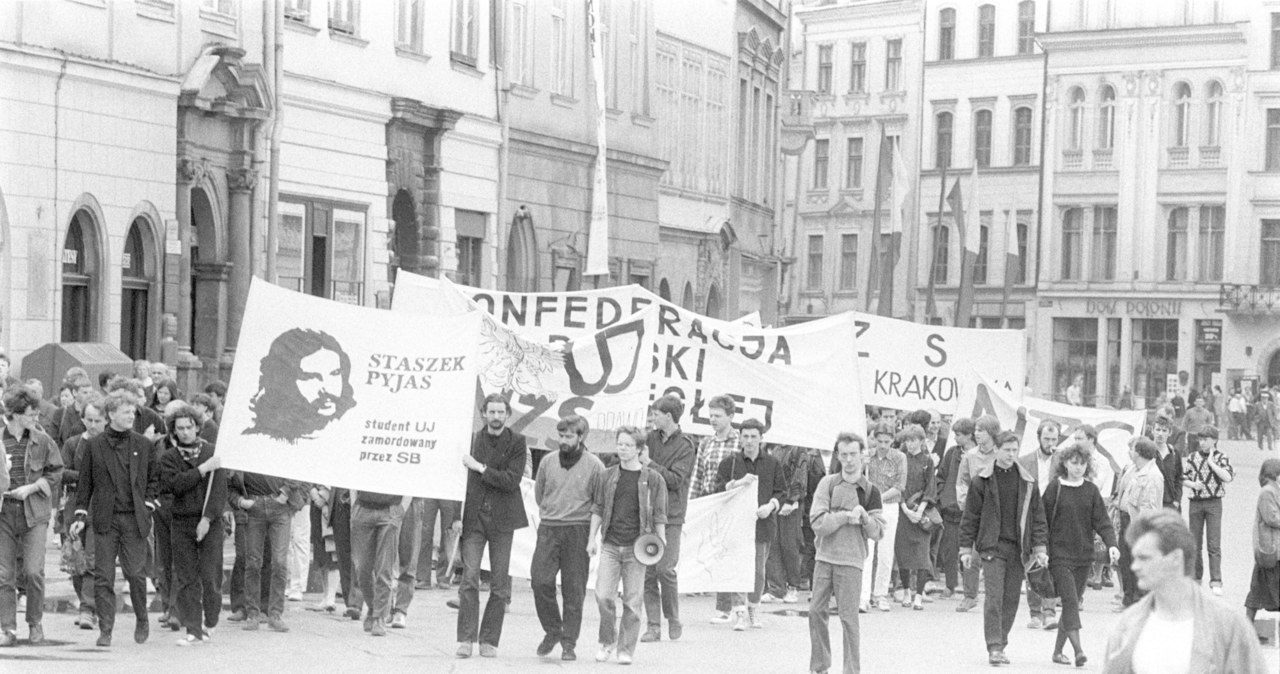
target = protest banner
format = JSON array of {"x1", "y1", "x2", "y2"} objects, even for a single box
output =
[
  {"x1": 393, "y1": 272, "x2": 866, "y2": 448},
  {"x1": 853, "y1": 313, "x2": 1025, "y2": 415},
  {"x1": 217, "y1": 279, "x2": 481, "y2": 500},
  {"x1": 496, "y1": 478, "x2": 758, "y2": 593},
  {"x1": 955, "y1": 373, "x2": 1147, "y2": 495}
]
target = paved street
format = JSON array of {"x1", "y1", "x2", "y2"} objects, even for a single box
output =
[{"x1": 4, "y1": 440, "x2": 1278, "y2": 673}]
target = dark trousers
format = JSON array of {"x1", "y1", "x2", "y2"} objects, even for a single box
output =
[
  {"x1": 1116, "y1": 511, "x2": 1145, "y2": 606},
  {"x1": 981, "y1": 546, "x2": 1025, "y2": 652},
  {"x1": 351, "y1": 503, "x2": 402, "y2": 621},
  {"x1": 1188, "y1": 498, "x2": 1223, "y2": 583},
  {"x1": 1050, "y1": 564, "x2": 1090, "y2": 632},
  {"x1": 230, "y1": 510, "x2": 271, "y2": 613},
  {"x1": 938, "y1": 515, "x2": 962, "y2": 591},
  {"x1": 643, "y1": 522, "x2": 682, "y2": 629},
  {"x1": 244, "y1": 500, "x2": 292, "y2": 620},
  {"x1": 417, "y1": 499, "x2": 460, "y2": 584},
  {"x1": 70, "y1": 520, "x2": 96, "y2": 614},
  {"x1": 94, "y1": 512, "x2": 150, "y2": 634},
  {"x1": 170, "y1": 516, "x2": 224, "y2": 639},
  {"x1": 531, "y1": 523, "x2": 590, "y2": 649},
  {"x1": 331, "y1": 499, "x2": 358, "y2": 608},
  {"x1": 392, "y1": 499, "x2": 421, "y2": 615},
  {"x1": 152, "y1": 505, "x2": 174, "y2": 613},
  {"x1": 800, "y1": 517, "x2": 817, "y2": 586},
  {"x1": 457, "y1": 514, "x2": 514, "y2": 646},
  {"x1": 766, "y1": 511, "x2": 803, "y2": 597}
]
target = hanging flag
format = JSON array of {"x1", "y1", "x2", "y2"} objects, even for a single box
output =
[
  {"x1": 865, "y1": 126, "x2": 893, "y2": 312},
  {"x1": 954, "y1": 164, "x2": 981, "y2": 327},
  {"x1": 925, "y1": 164, "x2": 947, "y2": 322},
  {"x1": 584, "y1": 0, "x2": 610, "y2": 277},
  {"x1": 876, "y1": 137, "x2": 910, "y2": 317},
  {"x1": 1000, "y1": 202, "x2": 1021, "y2": 321}
]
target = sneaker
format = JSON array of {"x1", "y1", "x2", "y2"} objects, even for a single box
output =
[
  {"x1": 370, "y1": 619, "x2": 385, "y2": 637},
  {"x1": 363, "y1": 616, "x2": 374, "y2": 633},
  {"x1": 390, "y1": 612, "x2": 406, "y2": 629},
  {"x1": 783, "y1": 589, "x2": 799, "y2": 604},
  {"x1": 176, "y1": 634, "x2": 206, "y2": 647},
  {"x1": 204, "y1": 627, "x2": 215, "y2": 640},
  {"x1": 241, "y1": 618, "x2": 261, "y2": 631},
  {"x1": 759, "y1": 593, "x2": 778, "y2": 604},
  {"x1": 901, "y1": 594, "x2": 913, "y2": 608},
  {"x1": 285, "y1": 591, "x2": 304, "y2": 602},
  {"x1": 747, "y1": 605, "x2": 764, "y2": 629},
  {"x1": 0, "y1": 631, "x2": 15, "y2": 648},
  {"x1": 618, "y1": 652, "x2": 633, "y2": 665},
  {"x1": 731, "y1": 608, "x2": 747, "y2": 631},
  {"x1": 1042, "y1": 616, "x2": 1059, "y2": 631},
  {"x1": 537, "y1": 634, "x2": 558, "y2": 656},
  {"x1": 639, "y1": 628, "x2": 660, "y2": 643},
  {"x1": 875, "y1": 598, "x2": 892, "y2": 612},
  {"x1": 1210, "y1": 582, "x2": 1223, "y2": 596},
  {"x1": 988, "y1": 649, "x2": 1010, "y2": 665},
  {"x1": 267, "y1": 617, "x2": 290, "y2": 633},
  {"x1": 561, "y1": 646, "x2": 577, "y2": 661},
  {"x1": 29, "y1": 623, "x2": 44, "y2": 645},
  {"x1": 77, "y1": 610, "x2": 97, "y2": 630},
  {"x1": 479, "y1": 644, "x2": 497, "y2": 658},
  {"x1": 96, "y1": 632, "x2": 111, "y2": 648},
  {"x1": 226, "y1": 610, "x2": 248, "y2": 623},
  {"x1": 955, "y1": 597, "x2": 979, "y2": 613},
  {"x1": 456, "y1": 642, "x2": 473, "y2": 658},
  {"x1": 596, "y1": 645, "x2": 615, "y2": 662},
  {"x1": 1027, "y1": 616, "x2": 1044, "y2": 630},
  {"x1": 912, "y1": 594, "x2": 924, "y2": 611},
  {"x1": 710, "y1": 611, "x2": 731, "y2": 624},
  {"x1": 858, "y1": 601, "x2": 869, "y2": 614}
]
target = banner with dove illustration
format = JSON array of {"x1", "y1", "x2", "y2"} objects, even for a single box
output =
[{"x1": 493, "y1": 478, "x2": 758, "y2": 592}]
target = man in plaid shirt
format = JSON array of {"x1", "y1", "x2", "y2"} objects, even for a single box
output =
[
  {"x1": 690, "y1": 395, "x2": 740, "y2": 625},
  {"x1": 1181, "y1": 425, "x2": 1234, "y2": 595}
]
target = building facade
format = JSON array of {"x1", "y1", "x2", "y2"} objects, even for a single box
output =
[
  {"x1": 1036, "y1": 0, "x2": 1251, "y2": 406},
  {"x1": 917, "y1": 0, "x2": 1044, "y2": 333},
  {"x1": 783, "y1": 0, "x2": 923, "y2": 323}
]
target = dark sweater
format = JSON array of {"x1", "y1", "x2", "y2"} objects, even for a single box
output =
[
  {"x1": 159, "y1": 439, "x2": 227, "y2": 520},
  {"x1": 995, "y1": 464, "x2": 1020, "y2": 546},
  {"x1": 1042, "y1": 478, "x2": 1117, "y2": 567},
  {"x1": 714, "y1": 450, "x2": 786, "y2": 543}
]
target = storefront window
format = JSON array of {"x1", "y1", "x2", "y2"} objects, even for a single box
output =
[
  {"x1": 1194, "y1": 319, "x2": 1221, "y2": 394},
  {"x1": 1132, "y1": 319, "x2": 1178, "y2": 409},
  {"x1": 1106, "y1": 318, "x2": 1122, "y2": 407},
  {"x1": 1053, "y1": 318, "x2": 1097, "y2": 404}
]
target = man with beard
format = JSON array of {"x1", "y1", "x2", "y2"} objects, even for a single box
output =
[
  {"x1": 531, "y1": 414, "x2": 606, "y2": 661},
  {"x1": 70, "y1": 390, "x2": 161, "y2": 648},
  {"x1": 61, "y1": 393, "x2": 107, "y2": 630},
  {"x1": 244, "y1": 328, "x2": 357, "y2": 443},
  {"x1": 158, "y1": 403, "x2": 226, "y2": 646},
  {"x1": 456, "y1": 394, "x2": 529, "y2": 659},
  {"x1": 640, "y1": 394, "x2": 695, "y2": 643}
]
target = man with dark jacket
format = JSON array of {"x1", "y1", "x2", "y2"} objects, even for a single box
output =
[
  {"x1": 61, "y1": 393, "x2": 108, "y2": 630},
  {"x1": 158, "y1": 403, "x2": 226, "y2": 646},
  {"x1": 762, "y1": 441, "x2": 808, "y2": 604},
  {"x1": 959, "y1": 431, "x2": 1048, "y2": 666},
  {"x1": 231, "y1": 470, "x2": 308, "y2": 633},
  {"x1": 71, "y1": 390, "x2": 161, "y2": 648},
  {"x1": 0, "y1": 385, "x2": 65, "y2": 647},
  {"x1": 456, "y1": 394, "x2": 529, "y2": 659},
  {"x1": 640, "y1": 393, "x2": 695, "y2": 643},
  {"x1": 933, "y1": 417, "x2": 974, "y2": 601},
  {"x1": 56, "y1": 374, "x2": 95, "y2": 447},
  {"x1": 1151, "y1": 416, "x2": 1183, "y2": 511}
]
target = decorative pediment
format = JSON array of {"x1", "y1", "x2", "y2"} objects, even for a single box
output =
[
  {"x1": 827, "y1": 198, "x2": 857, "y2": 216},
  {"x1": 179, "y1": 46, "x2": 272, "y2": 121}
]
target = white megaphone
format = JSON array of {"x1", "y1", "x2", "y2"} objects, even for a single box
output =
[{"x1": 633, "y1": 532, "x2": 665, "y2": 566}]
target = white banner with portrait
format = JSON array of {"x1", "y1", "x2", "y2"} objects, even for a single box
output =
[{"x1": 217, "y1": 279, "x2": 481, "y2": 500}]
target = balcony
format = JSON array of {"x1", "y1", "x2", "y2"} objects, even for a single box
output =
[
  {"x1": 1168, "y1": 146, "x2": 1189, "y2": 168},
  {"x1": 1219, "y1": 283, "x2": 1280, "y2": 314},
  {"x1": 1092, "y1": 148, "x2": 1113, "y2": 170},
  {"x1": 783, "y1": 90, "x2": 817, "y2": 125},
  {"x1": 1063, "y1": 148, "x2": 1083, "y2": 170},
  {"x1": 1200, "y1": 145, "x2": 1221, "y2": 167}
]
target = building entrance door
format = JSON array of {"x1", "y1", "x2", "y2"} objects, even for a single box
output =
[{"x1": 1268, "y1": 350, "x2": 1280, "y2": 388}]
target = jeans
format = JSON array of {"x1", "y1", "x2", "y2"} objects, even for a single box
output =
[
  {"x1": 457, "y1": 514, "x2": 514, "y2": 646},
  {"x1": 861, "y1": 505, "x2": 898, "y2": 603},
  {"x1": 94, "y1": 512, "x2": 150, "y2": 634},
  {"x1": 1050, "y1": 564, "x2": 1090, "y2": 632},
  {"x1": 809, "y1": 561, "x2": 862, "y2": 674},
  {"x1": 1027, "y1": 583, "x2": 1058, "y2": 620},
  {"x1": 170, "y1": 515, "x2": 224, "y2": 639},
  {"x1": 1188, "y1": 498, "x2": 1223, "y2": 583},
  {"x1": 351, "y1": 502, "x2": 403, "y2": 621},
  {"x1": 331, "y1": 498, "x2": 359, "y2": 609},
  {"x1": 643, "y1": 522, "x2": 682, "y2": 630},
  {"x1": 392, "y1": 499, "x2": 421, "y2": 615},
  {"x1": 531, "y1": 523, "x2": 590, "y2": 649},
  {"x1": 734, "y1": 541, "x2": 771, "y2": 607},
  {"x1": 245, "y1": 499, "x2": 293, "y2": 620},
  {"x1": 1258, "y1": 424, "x2": 1275, "y2": 451},
  {"x1": 152, "y1": 504, "x2": 174, "y2": 613},
  {"x1": 230, "y1": 509, "x2": 271, "y2": 613},
  {"x1": 417, "y1": 498, "x2": 460, "y2": 584},
  {"x1": 766, "y1": 510, "x2": 802, "y2": 597},
  {"x1": 981, "y1": 546, "x2": 1025, "y2": 652},
  {"x1": 287, "y1": 507, "x2": 311, "y2": 595},
  {"x1": 0, "y1": 502, "x2": 47, "y2": 631},
  {"x1": 71, "y1": 522, "x2": 96, "y2": 615},
  {"x1": 596, "y1": 542, "x2": 647, "y2": 657}
]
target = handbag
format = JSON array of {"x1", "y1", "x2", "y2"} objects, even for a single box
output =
[{"x1": 1028, "y1": 482, "x2": 1062, "y2": 599}]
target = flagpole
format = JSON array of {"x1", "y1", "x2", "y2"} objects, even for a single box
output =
[
  {"x1": 926, "y1": 163, "x2": 946, "y2": 323},
  {"x1": 865, "y1": 124, "x2": 888, "y2": 312}
]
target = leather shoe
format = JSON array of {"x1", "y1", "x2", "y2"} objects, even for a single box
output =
[
  {"x1": 561, "y1": 646, "x2": 576, "y2": 661},
  {"x1": 267, "y1": 617, "x2": 290, "y2": 633},
  {"x1": 668, "y1": 621, "x2": 683, "y2": 640},
  {"x1": 28, "y1": 623, "x2": 43, "y2": 645},
  {"x1": 456, "y1": 642, "x2": 473, "y2": 658},
  {"x1": 536, "y1": 634, "x2": 558, "y2": 656},
  {"x1": 96, "y1": 632, "x2": 111, "y2": 647},
  {"x1": 225, "y1": 610, "x2": 248, "y2": 622},
  {"x1": 479, "y1": 644, "x2": 498, "y2": 658},
  {"x1": 0, "y1": 631, "x2": 16, "y2": 647},
  {"x1": 135, "y1": 621, "x2": 149, "y2": 644},
  {"x1": 639, "y1": 628, "x2": 660, "y2": 643}
]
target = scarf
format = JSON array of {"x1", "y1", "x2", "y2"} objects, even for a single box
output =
[{"x1": 558, "y1": 442, "x2": 585, "y2": 470}]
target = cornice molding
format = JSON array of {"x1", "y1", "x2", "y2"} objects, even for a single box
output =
[{"x1": 1040, "y1": 22, "x2": 1247, "y2": 52}]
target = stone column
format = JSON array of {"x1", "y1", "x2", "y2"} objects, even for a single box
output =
[
  {"x1": 225, "y1": 168, "x2": 256, "y2": 357},
  {"x1": 175, "y1": 157, "x2": 205, "y2": 362}
]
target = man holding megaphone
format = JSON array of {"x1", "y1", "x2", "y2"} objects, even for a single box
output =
[{"x1": 589, "y1": 426, "x2": 668, "y2": 665}]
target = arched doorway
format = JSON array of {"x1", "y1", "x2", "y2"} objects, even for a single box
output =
[
  {"x1": 62, "y1": 210, "x2": 101, "y2": 342},
  {"x1": 706, "y1": 284, "x2": 722, "y2": 319},
  {"x1": 506, "y1": 206, "x2": 537, "y2": 291},
  {"x1": 391, "y1": 189, "x2": 416, "y2": 282},
  {"x1": 658, "y1": 278, "x2": 671, "y2": 302},
  {"x1": 1269, "y1": 351, "x2": 1280, "y2": 388},
  {"x1": 189, "y1": 187, "x2": 221, "y2": 359},
  {"x1": 120, "y1": 219, "x2": 155, "y2": 359},
  {"x1": 681, "y1": 282, "x2": 694, "y2": 310}
]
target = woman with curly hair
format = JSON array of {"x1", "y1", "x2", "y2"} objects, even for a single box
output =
[
  {"x1": 1042, "y1": 442, "x2": 1119, "y2": 667},
  {"x1": 150, "y1": 378, "x2": 182, "y2": 416}
]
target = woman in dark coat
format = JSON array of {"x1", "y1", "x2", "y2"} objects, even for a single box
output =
[
  {"x1": 1043, "y1": 442, "x2": 1119, "y2": 667},
  {"x1": 1246, "y1": 458, "x2": 1280, "y2": 624},
  {"x1": 895, "y1": 425, "x2": 936, "y2": 611}
]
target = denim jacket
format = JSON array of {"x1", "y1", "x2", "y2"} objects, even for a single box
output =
[
  {"x1": 593, "y1": 465, "x2": 668, "y2": 540},
  {"x1": 3, "y1": 427, "x2": 64, "y2": 527}
]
